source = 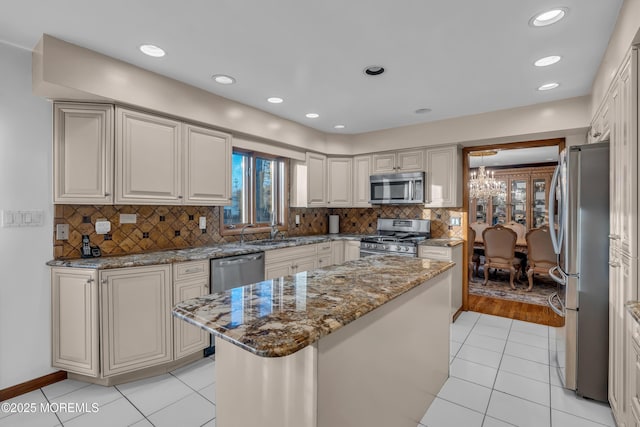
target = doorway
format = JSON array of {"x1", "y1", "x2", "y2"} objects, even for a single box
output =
[{"x1": 462, "y1": 138, "x2": 565, "y2": 326}]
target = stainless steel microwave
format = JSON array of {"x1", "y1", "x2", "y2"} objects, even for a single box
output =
[{"x1": 369, "y1": 172, "x2": 425, "y2": 204}]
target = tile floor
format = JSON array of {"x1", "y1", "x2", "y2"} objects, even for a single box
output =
[{"x1": 0, "y1": 311, "x2": 615, "y2": 427}]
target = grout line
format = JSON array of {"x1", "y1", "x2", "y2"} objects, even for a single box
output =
[
  {"x1": 114, "y1": 385, "x2": 150, "y2": 426},
  {"x1": 38, "y1": 388, "x2": 64, "y2": 426}
]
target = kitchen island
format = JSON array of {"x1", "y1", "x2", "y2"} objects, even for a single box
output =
[{"x1": 174, "y1": 255, "x2": 453, "y2": 427}]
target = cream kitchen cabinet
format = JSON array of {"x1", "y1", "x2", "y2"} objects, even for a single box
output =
[
  {"x1": 51, "y1": 268, "x2": 99, "y2": 376},
  {"x1": 115, "y1": 107, "x2": 182, "y2": 205},
  {"x1": 183, "y1": 124, "x2": 232, "y2": 205},
  {"x1": 344, "y1": 240, "x2": 361, "y2": 262},
  {"x1": 419, "y1": 244, "x2": 462, "y2": 321},
  {"x1": 424, "y1": 145, "x2": 462, "y2": 208},
  {"x1": 307, "y1": 152, "x2": 327, "y2": 207},
  {"x1": 316, "y1": 241, "x2": 334, "y2": 268},
  {"x1": 265, "y1": 244, "x2": 319, "y2": 279},
  {"x1": 53, "y1": 103, "x2": 114, "y2": 204},
  {"x1": 353, "y1": 155, "x2": 372, "y2": 207},
  {"x1": 590, "y1": 93, "x2": 612, "y2": 144},
  {"x1": 372, "y1": 149, "x2": 424, "y2": 174},
  {"x1": 100, "y1": 265, "x2": 173, "y2": 377},
  {"x1": 115, "y1": 107, "x2": 232, "y2": 205},
  {"x1": 331, "y1": 240, "x2": 345, "y2": 265},
  {"x1": 173, "y1": 261, "x2": 209, "y2": 359},
  {"x1": 327, "y1": 157, "x2": 352, "y2": 207},
  {"x1": 629, "y1": 316, "x2": 640, "y2": 427}
]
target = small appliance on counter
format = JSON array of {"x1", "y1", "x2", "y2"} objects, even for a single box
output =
[
  {"x1": 329, "y1": 215, "x2": 339, "y2": 234},
  {"x1": 80, "y1": 235, "x2": 101, "y2": 258}
]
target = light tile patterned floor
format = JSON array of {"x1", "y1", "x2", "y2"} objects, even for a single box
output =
[{"x1": 0, "y1": 311, "x2": 615, "y2": 427}]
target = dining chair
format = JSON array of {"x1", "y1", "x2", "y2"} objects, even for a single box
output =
[
  {"x1": 504, "y1": 221, "x2": 526, "y2": 244},
  {"x1": 525, "y1": 225, "x2": 556, "y2": 292},
  {"x1": 482, "y1": 225, "x2": 520, "y2": 289},
  {"x1": 469, "y1": 221, "x2": 489, "y2": 243},
  {"x1": 468, "y1": 227, "x2": 480, "y2": 280}
]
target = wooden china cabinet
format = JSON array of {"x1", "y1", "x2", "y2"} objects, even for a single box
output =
[{"x1": 469, "y1": 166, "x2": 555, "y2": 230}]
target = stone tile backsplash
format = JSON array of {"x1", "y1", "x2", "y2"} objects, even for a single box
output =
[{"x1": 53, "y1": 204, "x2": 462, "y2": 259}]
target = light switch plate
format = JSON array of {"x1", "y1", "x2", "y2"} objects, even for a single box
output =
[
  {"x1": 120, "y1": 213, "x2": 137, "y2": 224},
  {"x1": 295, "y1": 214, "x2": 300, "y2": 225},
  {"x1": 56, "y1": 224, "x2": 69, "y2": 240},
  {"x1": 450, "y1": 217, "x2": 461, "y2": 226},
  {"x1": 199, "y1": 216, "x2": 206, "y2": 229}
]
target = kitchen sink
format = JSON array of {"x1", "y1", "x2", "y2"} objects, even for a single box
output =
[{"x1": 248, "y1": 238, "x2": 300, "y2": 246}]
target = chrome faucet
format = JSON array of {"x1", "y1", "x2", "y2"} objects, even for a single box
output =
[
  {"x1": 270, "y1": 221, "x2": 280, "y2": 240},
  {"x1": 240, "y1": 224, "x2": 255, "y2": 245}
]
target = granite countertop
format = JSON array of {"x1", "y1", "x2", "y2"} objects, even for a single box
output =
[
  {"x1": 46, "y1": 234, "x2": 365, "y2": 269},
  {"x1": 173, "y1": 256, "x2": 454, "y2": 358},
  {"x1": 420, "y1": 238, "x2": 464, "y2": 247},
  {"x1": 626, "y1": 301, "x2": 640, "y2": 324}
]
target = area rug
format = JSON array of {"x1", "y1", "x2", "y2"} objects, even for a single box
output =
[{"x1": 468, "y1": 266, "x2": 557, "y2": 306}]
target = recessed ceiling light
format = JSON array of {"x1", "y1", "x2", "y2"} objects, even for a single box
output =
[
  {"x1": 538, "y1": 82, "x2": 560, "y2": 91},
  {"x1": 415, "y1": 108, "x2": 432, "y2": 114},
  {"x1": 534, "y1": 55, "x2": 562, "y2": 67},
  {"x1": 305, "y1": 113, "x2": 319, "y2": 119},
  {"x1": 334, "y1": 124, "x2": 345, "y2": 129},
  {"x1": 267, "y1": 97, "x2": 283, "y2": 104},
  {"x1": 212, "y1": 74, "x2": 236, "y2": 85},
  {"x1": 139, "y1": 44, "x2": 165, "y2": 58},
  {"x1": 364, "y1": 66, "x2": 385, "y2": 76},
  {"x1": 530, "y1": 8, "x2": 568, "y2": 27}
]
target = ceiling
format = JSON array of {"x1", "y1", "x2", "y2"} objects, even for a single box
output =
[
  {"x1": 468, "y1": 146, "x2": 559, "y2": 168},
  {"x1": 0, "y1": 1, "x2": 623, "y2": 134}
]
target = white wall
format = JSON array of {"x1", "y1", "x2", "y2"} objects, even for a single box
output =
[{"x1": 0, "y1": 42, "x2": 54, "y2": 388}]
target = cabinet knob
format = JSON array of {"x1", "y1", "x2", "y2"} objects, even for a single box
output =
[
  {"x1": 608, "y1": 234, "x2": 620, "y2": 240},
  {"x1": 86, "y1": 278, "x2": 94, "y2": 284},
  {"x1": 178, "y1": 195, "x2": 183, "y2": 199},
  {"x1": 592, "y1": 131, "x2": 602, "y2": 138},
  {"x1": 608, "y1": 261, "x2": 620, "y2": 268},
  {"x1": 101, "y1": 279, "x2": 108, "y2": 284},
  {"x1": 104, "y1": 193, "x2": 110, "y2": 197}
]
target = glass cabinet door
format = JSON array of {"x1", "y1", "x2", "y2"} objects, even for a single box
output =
[
  {"x1": 532, "y1": 177, "x2": 548, "y2": 228},
  {"x1": 491, "y1": 180, "x2": 507, "y2": 225},
  {"x1": 472, "y1": 198, "x2": 488, "y2": 223},
  {"x1": 510, "y1": 179, "x2": 527, "y2": 227}
]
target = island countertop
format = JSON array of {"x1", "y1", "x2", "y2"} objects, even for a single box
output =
[{"x1": 173, "y1": 255, "x2": 453, "y2": 358}]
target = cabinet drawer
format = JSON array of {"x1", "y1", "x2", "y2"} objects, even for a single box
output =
[
  {"x1": 173, "y1": 260, "x2": 209, "y2": 282},
  {"x1": 418, "y1": 246, "x2": 452, "y2": 261},
  {"x1": 317, "y1": 242, "x2": 332, "y2": 255},
  {"x1": 266, "y1": 244, "x2": 317, "y2": 263}
]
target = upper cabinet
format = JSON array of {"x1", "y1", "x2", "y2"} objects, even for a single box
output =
[
  {"x1": 115, "y1": 108, "x2": 182, "y2": 205},
  {"x1": 372, "y1": 149, "x2": 424, "y2": 174},
  {"x1": 183, "y1": 124, "x2": 232, "y2": 205},
  {"x1": 327, "y1": 157, "x2": 352, "y2": 207},
  {"x1": 352, "y1": 155, "x2": 372, "y2": 207},
  {"x1": 113, "y1": 107, "x2": 231, "y2": 206},
  {"x1": 307, "y1": 152, "x2": 327, "y2": 207},
  {"x1": 53, "y1": 103, "x2": 114, "y2": 204},
  {"x1": 424, "y1": 145, "x2": 462, "y2": 208}
]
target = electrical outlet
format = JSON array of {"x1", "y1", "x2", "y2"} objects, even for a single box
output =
[
  {"x1": 120, "y1": 213, "x2": 137, "y2": 224},
  {"x1": 450, "y1": 217, "x2": 461, "y2": 226},
  {"x1": 295, "y1": 214, "x2": 300, "y2": 225},
  {"x1": 95, "y1": 219, "x2": 111, "y2": 234},
  {"x1": 56, "y1": 224, "x2": 69, "y2": 240},
  {"x1": 199, "y1": 216, "x2": 206, "y2": 229}
]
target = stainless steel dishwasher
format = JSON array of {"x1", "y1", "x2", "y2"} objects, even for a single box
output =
[{"x1": 210, "y1": 252, "x2": 265, "y2": 293}]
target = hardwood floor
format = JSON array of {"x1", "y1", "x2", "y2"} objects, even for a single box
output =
[{"x1": 467, "y1": 294, "x2": 565, "y2": 327}]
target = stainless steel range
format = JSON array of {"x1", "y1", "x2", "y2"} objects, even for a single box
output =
[{"x1": 360, "y1": 218, "x2": 431, "y2": 257}]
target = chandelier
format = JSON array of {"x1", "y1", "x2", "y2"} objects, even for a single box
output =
[{"x1": 469, "y1": 151, "x2": 506, "y2": 201}]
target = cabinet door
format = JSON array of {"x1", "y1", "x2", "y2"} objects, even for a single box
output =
[
  {"x1": 397, "y1": 149, "x2": 424, "y2": 172},
  {"x1": 294, "y1": 256, "x2": 317, "y2": 274},
  {"x1": 54, "y1": 103, "x2": 113, "y2": 204},
  {"x1": 101, "y1": 265, "x2": 172, "y2": 376},
  {"x1": 51, "y1": 268, "x2": 99, "y2": 376},
  {"x1": 424, "y1": 146, "x2": 460, "y2": 207},
  {"x1": 183, "y1": 124, "x2": 232, "y2": 205},
  {"x1": 174, "y1": 278, "x2": 209, "y2": 359},
  {"x1": 331, "y1": 240, "x2": 345, "y2": 265},
  {"x1": 609, "y1": 251, "x2": 624, "y2": 421},
  {"x1": 353, "y1": 155, "x2": 372, "y2": 207},
  {"x1": 509, "y1": 178, "x2": 528, "y2": 228},
  {"x1": 327, "y1": 157, "x2": 352, "y2": 207},
  {"x1": 307, "y1": 152, "x2": 327, "y2": 207},
  {"x1": 115, "y1": 108, "x2": 182, "y2": 204},
  {"x1": 344, "y1": 241, "x2": 361, "y2": 262},
  {"x1": 265, "y1": 261, "x2": 292, "y2": 280},
  {"x1": 372, "y1": 153, "x2": 396, "y2": 173}
]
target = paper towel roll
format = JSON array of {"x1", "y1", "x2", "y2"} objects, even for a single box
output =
[{"x1": 329, "y1": 215, "x2": 339, "y2": 234}]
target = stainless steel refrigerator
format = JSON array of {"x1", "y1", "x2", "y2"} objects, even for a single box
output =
[{"x1": 548, "y1": 141, "x2": 610, "y2": 402}]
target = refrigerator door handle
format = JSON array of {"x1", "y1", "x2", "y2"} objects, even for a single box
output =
[
  {"x1": 549, "y1": 265, "x2": 567, "y2": 285},
  {"x1": 549, "y1": 164, "x2": 563, "y2": 255},
  {"x1": 548, "y1": 291, "x2": 565, "y2": 317}
]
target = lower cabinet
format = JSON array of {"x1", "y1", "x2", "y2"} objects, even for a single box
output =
[
  {"x1": 265, "y1": 244, "x2": 318, "y2": 280},
  {"x1": 316, "y1": 242, "x2": 333, "y2": 268},
  {"x1": 100, "y1": 265, "x2": 173, "y2": 376},
  {"x1": 629, "y1": 316, "x2": 640, "y2": 427},
  {"x1": 331, "y1": 241, "x2": 345, "y2": 265},
  {"x1": 51, "y1": 261, "x2": 209, "y2": 383},
  {"x1": 418, "y1": 244, "x2": 462, "y2": 321},
  {"x1": 344, "y1": 240, "x2": 361, "y2": 262}
]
